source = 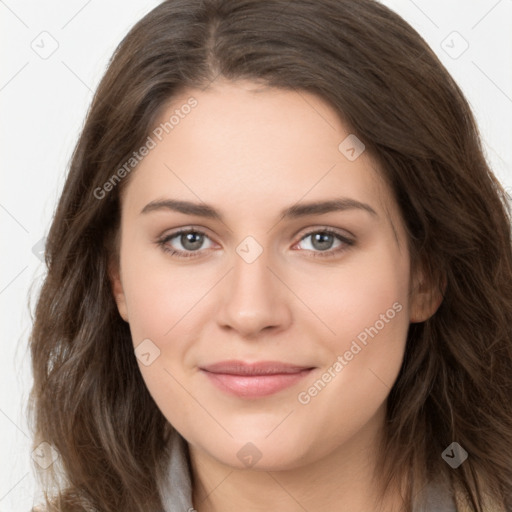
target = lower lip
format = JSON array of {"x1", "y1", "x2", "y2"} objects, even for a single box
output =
[{"x1": 200, "y1": 368, "x2": 314, "y2": 398}]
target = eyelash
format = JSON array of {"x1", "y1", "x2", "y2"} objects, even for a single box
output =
[{"x1": 156, "y1": 227, "x2": 354, "y2": 260}]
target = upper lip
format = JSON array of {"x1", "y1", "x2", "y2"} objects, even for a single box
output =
[{"x1": 200, "y1": 360, "x2": 314, "y2": 376}]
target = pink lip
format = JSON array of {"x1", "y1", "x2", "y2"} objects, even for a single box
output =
[{"x1": 200, "y1": 360, "x2": 315, "y2": 398}]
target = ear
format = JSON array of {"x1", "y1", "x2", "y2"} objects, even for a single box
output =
[
  {"x1": 409, "y1": 260, "x2": 446, "y2": 324},
  {"x1": 108, "y1": 257, "x2": 129, "y2": 323}
]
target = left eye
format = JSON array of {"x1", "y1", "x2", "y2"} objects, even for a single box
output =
[{"x1": 296, "y1": 231, "x2": 346, "y2": 252}]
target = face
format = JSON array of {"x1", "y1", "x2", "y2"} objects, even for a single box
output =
[{"x1": 110, "y1": 79, "x2": 435, "y2": 471}]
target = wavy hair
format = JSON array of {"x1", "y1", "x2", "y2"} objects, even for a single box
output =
[{"x1": 27, "y1": 0, "x2": 512, "y2": 510}]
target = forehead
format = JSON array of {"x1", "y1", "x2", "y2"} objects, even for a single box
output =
[{"x1": 121, "y1": 79, "x2": 397, "y2": 226}]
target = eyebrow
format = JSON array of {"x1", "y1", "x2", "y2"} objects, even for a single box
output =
[{"x1": 140, "y1": 197, "x2": 378, "y2": 220}]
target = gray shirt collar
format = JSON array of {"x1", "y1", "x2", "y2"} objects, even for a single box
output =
[{"x1": 158, "y1": 430, "x2": 194, "y2": 512}]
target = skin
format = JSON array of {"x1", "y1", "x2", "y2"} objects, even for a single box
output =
[{"x1": 110, "y1": 78, "x2": 442, "y2": 512}]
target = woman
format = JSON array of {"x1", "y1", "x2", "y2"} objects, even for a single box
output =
[{"x1": 28, "y1": 0, "x2": 512, "y2": 511}]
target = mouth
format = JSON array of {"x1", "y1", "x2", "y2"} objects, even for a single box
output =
[{"x1": 199, "y1": 360, "x2": 316, "y2": 398}]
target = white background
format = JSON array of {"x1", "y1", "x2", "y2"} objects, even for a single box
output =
[{"x1": 1, "y1": 0, "x2": 511, "y2": 509}]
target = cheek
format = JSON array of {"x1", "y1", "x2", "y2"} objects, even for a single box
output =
[
  {"x1": 295, "y1": 242, "x2": 410, "y2": 347},
  {"x1": 119, "y1": 252, "x2": 204, "y2": 431},
  {"x1": 294, "y1": 297, "x2": 408, "y2": 452},
  {"x1": 120, "y1": 242, "x2": 211, "y2": 345},
  {"x1": 294, "y1": 244, "x2": 410, "y2": 411}
]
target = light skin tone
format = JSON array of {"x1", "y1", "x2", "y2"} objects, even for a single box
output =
[{"x1": 110, "y1": 78, "x2": 442, "y2": 512}]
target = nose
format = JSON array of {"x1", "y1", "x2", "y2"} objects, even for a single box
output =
[{"x1": 216, "y1": 247, "x2": 292, "y2": 339}]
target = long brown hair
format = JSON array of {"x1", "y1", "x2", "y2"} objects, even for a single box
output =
[{"x1": 27, "y1": 0, "x2": 512, "y2": 510}]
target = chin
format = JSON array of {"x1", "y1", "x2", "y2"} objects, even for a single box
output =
[{"x1": 194, "y1": 430, "x2": 316, "y2": 471}]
